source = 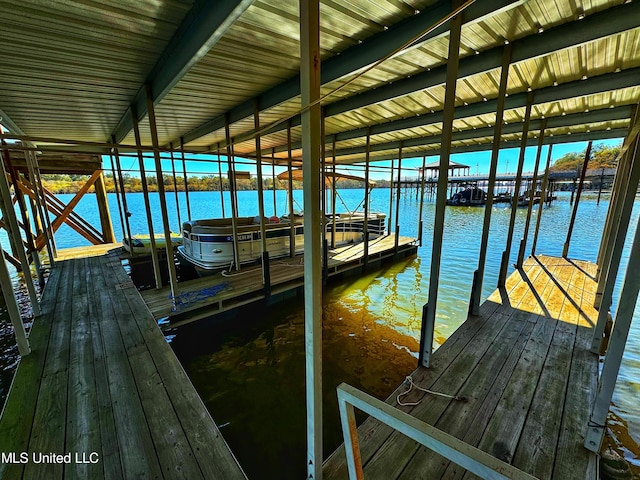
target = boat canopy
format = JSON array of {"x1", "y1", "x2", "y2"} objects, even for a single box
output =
[{"x1": 277, "y1": 169, "x2": 376, "y2": 187}]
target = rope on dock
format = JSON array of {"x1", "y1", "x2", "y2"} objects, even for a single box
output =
[
  {"x1": 397, "y1": 376, "x2": 467, "y2": 406},
  {"x1": 170, "y1": 282, "x2": 230, "y2": 311}
]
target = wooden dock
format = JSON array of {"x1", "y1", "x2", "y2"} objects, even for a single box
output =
[
  {"x1": 323, "y1": 254, "x2": 600, "y2": 480},
  {"x1": 141, "y1": 234, "x2": 417, "y2": 326},
  {"x1": 0, "y1": 250, "x2": 246, "y2": 479}
]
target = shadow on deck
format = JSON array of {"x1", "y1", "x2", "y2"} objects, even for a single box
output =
[{"x1": 324, "y1": 255, "x2": 599, "y2": 480}]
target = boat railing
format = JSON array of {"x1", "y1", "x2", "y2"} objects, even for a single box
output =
[{"x1": 336, "y1": 383, "x2": 538, "y2": 480}]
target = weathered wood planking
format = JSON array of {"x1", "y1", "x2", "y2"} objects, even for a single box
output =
[
  {"x1": 0, "y1": 252, "x2": 246, "y2": 479},
  {"x1": 141, "y1": 234, "x2": 417, "y2": 323},
  {"x1": 323, "y1": 255, "x2": 599, "y2": 480},
  {"x1": 323, "y1": 258, "x2": 541, "y2": 480}
]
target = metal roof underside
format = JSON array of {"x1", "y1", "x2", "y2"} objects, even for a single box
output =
[{"x1": 0, "y1": 0, "x2": 639, "y2": 165}]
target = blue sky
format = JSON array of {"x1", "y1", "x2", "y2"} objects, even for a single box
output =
[{"x1": 103, "y1": 137, "x2": 623, "y2": 182}]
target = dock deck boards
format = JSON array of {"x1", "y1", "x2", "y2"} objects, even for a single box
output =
[
  {"x1": 323, "y1": 254, "x2": 599, "y2": 480},
  {"x1": 141, "y1": 234, "x2": 417, "y2": 325},
  {"x1": 0, "y1": 251, "x2": 246, "y2": 480}
]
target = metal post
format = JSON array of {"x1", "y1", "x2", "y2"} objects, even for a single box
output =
[
  {"x1": 469, "y1": 44, "x2": 511, "y2": 315},
  {"x1": 224, "y1": 116, "x2": 241, "y2": 270},
  {"x1": 387, "y1": 159, "x2": 394, "y2": 233},
  {"x1": 28, "y1": 152, "x2": 57, "y2": 259},
  {"x1": 287, "y1": 121, "x2": 296, "y2": 257},
  {"x1": 363, "y1": 128, "x2": 371, "y2": 271},
  {"x1": 1, "y1": 138, "x2": 44, "y2": 284},
  {"x1": 131, "y1": 106, "x2": 162, "y2": 290},
  {"x1": 145, "y1": 84, "x2": 179, "y2": 299},
  {"x1": 170, "y1": 142, "x2": 181, "y2": 231},
  {"x1": 111, "y1": 138, "x2": 133, "y2": 249},
  {"x1": 180, "y1": 137, "x2": 192, "y2": 221},
  {"x1": 331, "y1": 135, "x2": 337, "y2": 249},
  {"x1": 562, "y1": 141, "x2": 592, "y2": 258},
  {"x1": 532, "y1": 145, "x2": 554, "y2": 255},
  {"x1": 0, "y1": 248, "x2": 30, "y2": 355},
  {"x1": 419, "y1": 4, "x2": 462, "y2": 368},
  {"x1": 254, "y1": 102, "x2": 270, "y2": 297},
  {"x1": 585, "y1": 193, "x2": 640, "y2": 453},
  {"x1": 216, "y1": 143, "x2": 226, "y2": 218},
  {"x1": 109, "y1": 151, "x2": 126, "y2": 243},
  {"x1": 394, "y1": 142, "x2": 403, "y2": 252},
  {"x1": 272, "y1": 154, "x2": 277, "y2": 217},
  {"x1": 300, "y1": 0, "x2": 323, "y2": 476},
  {"x1": 23, "y1": 151, "x2": 54, "y2": 264},
  {"x1": 0, "y1": 153, "x2": 40, "y2": 316},
  {"x1": 590, "y1": 135, "x2": 640, "y2": 353},
  {"x1": 517, "y1": 120, "x2": 546, "y2": 268},
  {"x1": 498, "y1": 92, "x2": 534, "y2": 287},
  {"x1": 417, "y1": 155, "x2": 427, "y2": 246},
  {"x1": 596, "y1": 167, "x2": 604, "y2": 205}
]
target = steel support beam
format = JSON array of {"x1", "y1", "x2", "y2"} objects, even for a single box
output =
[
  {"x1": 498, "y1": 92, "x2": 534, "y2": 287},
  {"x1": 469, "y1": 44, "x2": 511, "y2": 316},
  {"x1": 590, "y1": 134, "x2": 640, "y2": 353},
  {"x1": 419, "y1": 3, "x2": 462, "y2": 368},
  {"x1": 145, "y1": 84, "x2": 179, "y2": 299},
  {"x1": 562, "y1": 141, "x2": 592, "y2": 258},
  {"x1": 517, "y1": 121, "x2": 546, "y2": 268},
  {"x1": 300, "y1": 0, "x2": 323, "y2": 476},
  {"x1": 131, "y1": 106, "x2": 163, "y2": 290}
]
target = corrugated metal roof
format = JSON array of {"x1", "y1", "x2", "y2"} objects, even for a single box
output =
[{"x1": 0, "y1": 0, "x2": 638, "y2": 165}]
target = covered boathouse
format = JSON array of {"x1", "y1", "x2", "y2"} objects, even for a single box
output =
[{"x1": 1, "y1": 0, "x2": 640, "y2": 479}]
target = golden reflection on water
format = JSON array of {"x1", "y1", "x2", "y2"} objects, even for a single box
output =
[{"x1": 180, "y1": 281, "x2": 419, "y2": 479}]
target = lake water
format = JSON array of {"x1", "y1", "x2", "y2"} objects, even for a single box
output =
[{"x1": 1, "y1": 187, "x2": 639, "y2": 478}]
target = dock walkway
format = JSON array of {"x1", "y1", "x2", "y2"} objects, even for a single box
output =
[
  {"x1": 0, "y1": 248, "x2": 246, "y2": 479},
  {"x1": 324, "y1": 254, "x2": 599, "y2": 479},
  {"x1": 142, "y1": 234, "x2": 417, "y2": 326}
]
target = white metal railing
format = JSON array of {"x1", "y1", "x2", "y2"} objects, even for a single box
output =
[{"x1": 337, "y1": 383, "x2": 538, "y2": 480}]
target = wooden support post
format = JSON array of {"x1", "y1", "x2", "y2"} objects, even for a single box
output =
[
  {"x1": 145, "y1": 84, "x2": 179, "y2": 299},
  {"x1": 254, "y1": 102, "x2": 270, "y2": 297},
  {"x1": 111, "y1": 139, "x2": 133, "y2": 249},
  {"x1": 287, "y1": 121, "x2": 296, "y2": 258},
  {"x1": 363, "y1": 128, "x2": 371, "y2": 271},
  {"x1": 532, "y1": 145, "x2": 554, "y2": 255},
  {"x1": 224, "y1": 116, "x2": 241, "y2": 270},
  {"x1": 0, "y1": 248, "x2": 30, "y2": 355},
  {"x1": 216, "y1": 144, "x2": 226, "y2": 218},
  {"x1": 394, "y1": 142, "x2": 403, "y2": 252},
  {"x1": 562, "y1": 141, "x2": 592, "y2": 258},
  {"x1": 469, "y1": 44, "x2": 511, "y2": 315},
  {"x1": 417, "y1": 155, "x2": 427, "y2": 246},
  {"x1": 93, "y1": 171, "x2": 115, "y2": 243},
  {"x1": 420, "y1": 4, "x2": 462, "y2": 368},
  {"x1": 180, "y1": 137, "x2": 192, "y2": 221},
  {"x1": 300, "y1": 0, "x2": 323, "y2": 475},
  {"x1": 131, "y1": 106, "x2": 163, "y2": 290},
  {"x1": 498, "y1": 92, "x2": 534, "y2": 287},
  {"x1": 585, "y1": 185, "x2": 640, "y2": 453},
  {"x1": 169, "y1": 142, "x2": 182, "y2": 231},
  {"x1": 0, "y1": 151, "x2": 40, "y2": 316},
  {"x1": 517, "y1": 120, "x2": 546, "y2": 268},
  {"x1": 591, "y1": 135, "x2": 640, "y2": 352}
]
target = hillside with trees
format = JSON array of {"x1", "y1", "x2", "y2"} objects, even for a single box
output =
[{"x1": 549, "y1": 142, "x2": 622, "y2": 172}]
